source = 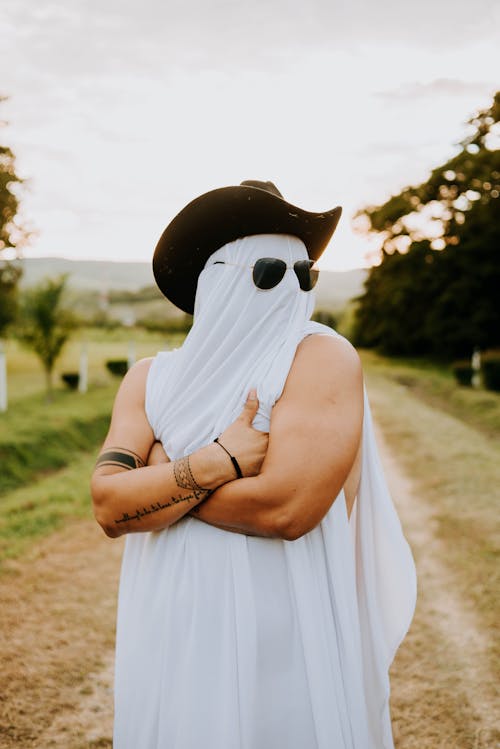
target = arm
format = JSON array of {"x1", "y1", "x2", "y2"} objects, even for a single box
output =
[
  {"x1": 91, "y1": 359, "x2": 267, "y2": 538},
  {"x1": 189, "y1": 335, "x2": 364, "y2": 540}
]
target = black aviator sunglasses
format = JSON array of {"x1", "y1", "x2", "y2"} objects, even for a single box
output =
[{"x1": 213, "y1": 258, "x2": 319, "y2": 292}]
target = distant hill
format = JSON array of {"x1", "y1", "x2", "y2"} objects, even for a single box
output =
[
  {"x1": 314, "y1": 268, "x2": 367, "y2": 310},
  {"x1": 20, "y1": 258, "x2": 155, "y2": 291},
  {"x1": 20, "y1": 257, "x2": 368, "y2": 310}
]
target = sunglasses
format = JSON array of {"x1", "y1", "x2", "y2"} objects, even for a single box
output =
[{"x1": 213, "y1": 257, "x2": 319, "y2": 291}]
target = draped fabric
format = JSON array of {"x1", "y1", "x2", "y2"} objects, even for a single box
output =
[{"x1": 113, "y1": 234, "x2": 416, "y2": 748}]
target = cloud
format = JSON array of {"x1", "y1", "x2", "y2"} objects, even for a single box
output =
[
  {"x1": 375, "y1": 78, "x2": 496, "y2": 102},
  {"x1": 2, "y1": 0, "x2": 499, "y2": 270},
  {"x1": 3, "y1": 0, "x2": 500, "y2": 87}
]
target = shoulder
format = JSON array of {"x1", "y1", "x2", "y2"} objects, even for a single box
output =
[
  {"x1": 121, "y1": 356, "x2": 154, "y2": 387},
  {"x1": 112, "y1": 357, "x2": 154, "y2": 409},
  {"x1": 289, "y1": 333, "x2": 362, "y2": 393}
]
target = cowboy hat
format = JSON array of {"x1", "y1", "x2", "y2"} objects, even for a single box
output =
[{"x1": 153, "y1": 180, "x2": 342, "y2": 314}]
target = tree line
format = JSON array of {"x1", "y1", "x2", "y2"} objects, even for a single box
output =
[{"x1": 352, "y1": 91, "x2": 500, "y2": 361}]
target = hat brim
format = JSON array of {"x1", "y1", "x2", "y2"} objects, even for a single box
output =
[{"x1": 153, "y1": 185, "x2": 342, "y2": 314}]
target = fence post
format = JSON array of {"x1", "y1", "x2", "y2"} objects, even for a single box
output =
[
  {"x1": 471, "y1": 347, "x2": 481, "y2": 388},
  {"x1": 79, "y1": 341, "x2": 88, "y2": 393},
  {"x1": 0, "y1": 341, "x2": 7, "y2": 412}
]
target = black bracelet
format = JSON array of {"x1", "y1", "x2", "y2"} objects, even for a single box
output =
[{"x1": 213, "y1": 438, "x2": 243, "y2": 479}]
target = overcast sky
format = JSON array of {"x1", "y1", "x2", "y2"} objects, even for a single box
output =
[{"x1": 1, "y1": 0, "x2": 498, "y2": 270}]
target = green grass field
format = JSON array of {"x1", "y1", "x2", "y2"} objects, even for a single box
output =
[
  {"x1": 0, "y1": 328, "x2": 185, "y2": 566},
  {"x1": 3, "y1": 327, "x2": 185, "y2": 403}
]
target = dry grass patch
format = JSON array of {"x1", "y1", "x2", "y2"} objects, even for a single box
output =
[
  {"x1": 0, "y1": 519, "x2": 123, "y2": 748},
  {"x1": 363, "y1": 358, "x2": 500, "y2": 748},
  {"x1": 364, "y1": 365, "x2": 499, "y2": 657}
]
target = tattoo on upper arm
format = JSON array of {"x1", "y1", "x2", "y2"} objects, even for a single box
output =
[
  {"x1": 96, "y1": 448, "x2": 145, "y2": 471},
  {"x1": 112, "y1": 455, "x2": 212, "y2": 526}
]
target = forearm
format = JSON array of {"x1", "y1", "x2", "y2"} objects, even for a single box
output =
[
  {"x1": 92, "y1": 445, "x2": 236, "y2": 537},
  {"x1": 190, "y1": 459, "x2": 344, "y2": 541},
  {"x1": 190, "y1": 474, "x2": 286, "y2": 538}
]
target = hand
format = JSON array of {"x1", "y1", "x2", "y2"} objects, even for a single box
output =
[{"x1": 217, "y1": 389, "x2": 269, "y2": 478}]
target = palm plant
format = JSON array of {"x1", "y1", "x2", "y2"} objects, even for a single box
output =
[{"x1": 17, "y1": 274, "x2": 75, "y2": 400}]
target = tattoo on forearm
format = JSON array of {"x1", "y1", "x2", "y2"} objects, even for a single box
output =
[
  {"x1": 113, "y1": 455, "x2": 212, "y2": 526},
  {"x1": 115, "y1": 494, "x2": 196, "y2": 524},
  {"x1": 173, "y1": 455, "x2": 211, "y2": 501},
  {"x1": 96, "y1": 448, "x2": 145, "y2": 471}
]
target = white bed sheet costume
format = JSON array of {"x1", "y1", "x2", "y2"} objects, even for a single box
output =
[{"x1": 113, "y1": 234, "x2": 417, "y2": 749}]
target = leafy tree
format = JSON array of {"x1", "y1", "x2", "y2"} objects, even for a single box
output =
[
  {"x1": 17, "y1": 275, "x2": 76, "y2": 399},
  {"x1": 352, "y1": 91, "x2": 500, "y2": 359},
  {"x1": 0, "y1": 96, "x2": 28, "y2": 336}
]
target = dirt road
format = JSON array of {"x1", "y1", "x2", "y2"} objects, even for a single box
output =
[{"x1": 0, "y1": 430, "x2": 498, "y2": 748}]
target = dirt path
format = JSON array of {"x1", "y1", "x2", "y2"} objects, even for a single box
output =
[
  {"x1": 0, "y1": 521, "x2": 123, "y2": 748},
  {"x1": 1, "y1": 431, "x2": 498, "y2": 748},
  {"x1": 375, "y1": 426, "x2": 499, "y2": 749}
]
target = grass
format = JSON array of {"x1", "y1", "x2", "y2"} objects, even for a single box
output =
[
  {"x1": 0, "y1": 451, "x2": 97, "y2": 565},
  {"x1": 0, "y1": 327, "x2": 189, "y2": 565},
  {"x1": 360, "y1": 349, "x2": 500, "y2": 440},
  {"x1": 0, "y1": 327, "x2": 188, "y2": 494},
  {"x1": 0, "y1": 384, "x2": 117, "y2": 493},
  {"x1": 361, "y1": 352, "x2": 500, "y2": 665},
  {"x1": 3, "y1": 327, "x2": 184, "y2": 402}
]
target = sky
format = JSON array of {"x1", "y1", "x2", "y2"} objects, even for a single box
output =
[{"x1": 1, "y1": 0, "x2": 498, "y2": 270}]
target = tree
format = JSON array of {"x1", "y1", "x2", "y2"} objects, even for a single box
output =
[
  {"x1": 352, "y1": 91, "x2": 500, "y2": 359},
  {"x1": 17, "y1": 275, "x2": 76, "y2": 399},
  {"x1": 0, "y1": 96, "x2": 28, "y2": 337}
]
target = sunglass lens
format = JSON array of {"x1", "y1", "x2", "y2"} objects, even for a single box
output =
[
  {"x1": 294, "y1": 260, "x2": 319, "y2": 291},
  {"x1": 253, "y1": 258, "x2": 287, "y2": 290}
]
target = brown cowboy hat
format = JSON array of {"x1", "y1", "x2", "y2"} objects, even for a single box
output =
[{"x1": 152, "y1": 180, "x2": 342, "y2": 314}]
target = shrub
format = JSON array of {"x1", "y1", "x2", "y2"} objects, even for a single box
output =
[
  {"x1": 451, "y1": 361, "x2": 473, "y2": 387},
  {"x1": 61, "y1": 372, "x2": 79, "y2": 390},
  {"x1": 137, "y1": 315, "x2": 193, "y2": 334},
  {"x1": 106, "y1": 359, "x2": 128, "y2": 377},
  {"x1": 482, "y1": 350, "x2": 500, "y2": 392},
  {"x1": 312, "y1": 309, "x2": 338, "y2": 329}
]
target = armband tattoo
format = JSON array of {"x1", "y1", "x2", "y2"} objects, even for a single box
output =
[
  {"x1": 173, "y1": 455, "x2": 211, "y2": 501},
  {"x1": 95, "y1": 448, "x2": 145, "y2": 471}
]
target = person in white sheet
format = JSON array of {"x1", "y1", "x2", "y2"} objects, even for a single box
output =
[{"x1": 91, "y1": 180, "x2": 416, "y2": 749}]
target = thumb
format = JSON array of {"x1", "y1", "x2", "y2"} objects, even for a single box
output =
[{"x1": 241, "y1": 388, "x2": 259, "y2": 421}]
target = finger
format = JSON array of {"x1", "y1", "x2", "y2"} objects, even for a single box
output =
[{"x1": 241, "y1": 388, "x2": 259, "y2": 422}]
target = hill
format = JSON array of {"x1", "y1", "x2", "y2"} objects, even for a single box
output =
[
  {"x1": 20, "y1": 258, "x2": 155, "y2": 291},
  {"x1": 20, "y1": 257, "x2": 368, "y2": 311}
]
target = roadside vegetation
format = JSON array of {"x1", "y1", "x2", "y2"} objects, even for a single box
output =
[
  {"x1": 361, "y1": 352, "x2": 499, "y2": 673},
  {"x1": 0, "y1": 328, "x2": 183, "y2": 567},
  {"x1": 361, "y1": 349, "x2": 500, "y2": 440}
]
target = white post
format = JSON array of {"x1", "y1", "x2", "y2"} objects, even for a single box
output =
[
  {"x1": 79, "y1": 341, "x2": 88, "y2": 393},
  {"x1": 0, "y1": 341, "x2": 7, "y2": 412},
  {"x1": 127, "y1": 340, "x2": 136, "y2": 370},
  {"x1": 471, "y1": 347, "x2": 481, "y2": 388}
]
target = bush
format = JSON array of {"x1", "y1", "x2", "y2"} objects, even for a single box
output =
[
  {"x1": 482, "y1": 350, "x2": 500, "y2": 392},
  {"x1": 137, "y1": 315, "x2": 193, "y2": 334},
  {"x1": 312, "y1": 309, "x2": 338, "y2": 329},
  {"x1": 451, "y1": 361, "x2": 473, "y2": 387},
  {"x1": 61, "y1": 372, "x2": 79, "y2": 390},
  {"x1": 106, "y1": 359, "x2": 128, "y2": 377}
]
